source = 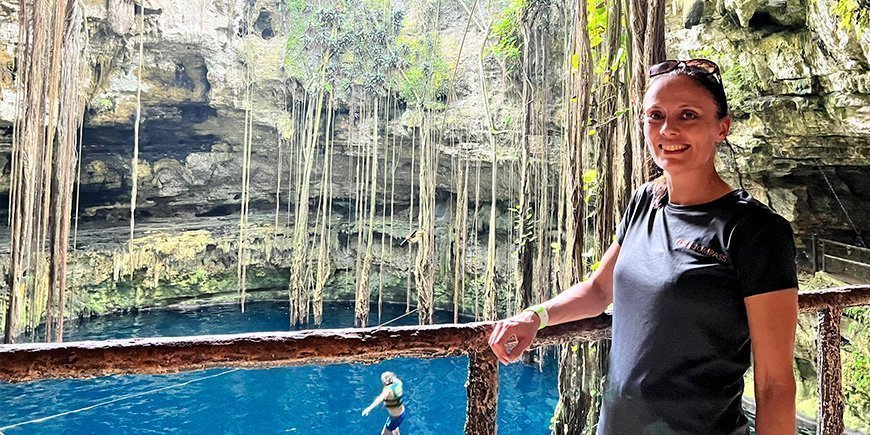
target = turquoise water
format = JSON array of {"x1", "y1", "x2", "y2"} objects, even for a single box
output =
[
  {"x1": 0, "y1": 301, "x2": 818, "y2": 434},
  {"x1": 0, "y1": 302, "x2": 560, "y2": 434}
]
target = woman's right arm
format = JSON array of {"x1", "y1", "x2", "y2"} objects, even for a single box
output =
[
  {"x1": 362, "y1": 387, "x2": 390, "y2": 416},
  {"x1": 488, "y1": 242, "x2": 620, "y2": 364}
]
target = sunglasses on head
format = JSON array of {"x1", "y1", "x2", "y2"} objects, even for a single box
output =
[{"x1": 649, "y1": 59, "x2": 721, "y2": 82}]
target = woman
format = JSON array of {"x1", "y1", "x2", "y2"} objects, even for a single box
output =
[
  {"x1": 489, "y1": 59, "x2": 798, "y2": 434},
  {"x1": 361, "y1": 371, "x2": 406, "y2": 435}
]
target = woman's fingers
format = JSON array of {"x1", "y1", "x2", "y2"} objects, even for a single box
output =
[
  {"x1": 504, "y1": 334, "x2": 518, "y2": 355},
  {"x1": 489, "y1": 317, "x2": 538, "y2": 365},
  {"x1": 506, "y1": 333, "x2": 534, "y2": 363},
  {"x1": 488, "y1": 322, "x2": 511, "y2": 364},
  {"x1": 504, "y1": 334, "x2": 524, "y2": 363},
  {"x1": 496, "y1": 329, "x2": 512, "y2": 364}
]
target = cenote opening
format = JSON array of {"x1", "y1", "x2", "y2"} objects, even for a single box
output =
[
  {"x1": 0, "y1": 301, "x2": 819, "y2": 434},
  {"x1": 0, "y1": 301, "x2": 560, "y2": 434}
]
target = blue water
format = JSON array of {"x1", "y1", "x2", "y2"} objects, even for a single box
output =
[{"x1": 0, "y1": 302, "x2": 560, "y2": 434}]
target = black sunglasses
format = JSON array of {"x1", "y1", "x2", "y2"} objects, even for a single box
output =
[{"x1": 649, "y1": 59, "x2": 721, "y2": 82}]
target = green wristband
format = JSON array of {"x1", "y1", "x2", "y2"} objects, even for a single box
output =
[{"x1": 523, "y1": 304, "x2": 549, "y2": 330}]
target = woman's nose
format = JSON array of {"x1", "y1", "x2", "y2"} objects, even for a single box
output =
[{"x1": 659, "y1": 117, "x2": 679, "y2": 136}]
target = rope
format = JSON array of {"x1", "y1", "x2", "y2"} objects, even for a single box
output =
[
  {"x1": 373, "y1": 307, "x2": 419, "y2": 330},
  {"x1": 724, "y1": 139, "x2": 745, "y2": 190},
  {"x1": 0, "y1": 368, "x2": 239, "y2": 431},
  {"x1": 4, "y1": 308, "x2": 422, "y2": 430},
  {"x1": 816, "y1": 164, "x2": 865, "y2": 247}
]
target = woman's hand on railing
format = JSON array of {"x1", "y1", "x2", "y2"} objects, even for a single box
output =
[{"x1": 488, "y1": 310, "x2": 540, "y2": 365}]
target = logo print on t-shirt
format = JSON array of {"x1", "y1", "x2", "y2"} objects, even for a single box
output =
[{"x1": 674, "y1": 238, "x2": 729, "y2": 263}]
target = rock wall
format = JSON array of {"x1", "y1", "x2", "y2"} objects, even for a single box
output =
[
  {"x1": 0, "y1": 0, "x2": 867, "y2": 314},
  {"x1": 668, "y1": 0, "x2": 870, "y2": 253},
  {"x1": 0, "y1": 0, "x2": 515, "y2": 222}
]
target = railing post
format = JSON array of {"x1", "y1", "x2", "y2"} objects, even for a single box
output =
[
  {"x1": 817, "y1": 307, "x2": 844, "y2": 435},
  {"x1": 812, "y1": 234, "x2": 818, "y2": 272},
  {"x1": 821, "y1": 239, "x2": 827, "y2": 273},
  {"x1": 465, "y1": 350, "x2": 498, "y2": 435}
]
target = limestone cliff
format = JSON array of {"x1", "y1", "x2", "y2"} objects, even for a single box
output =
[
  {"x1": 669, "y1": 0, "x2": 869, "y2": 246},
  {"x1": 0, "y1": 0, "x2": 866, "y2": 305}
]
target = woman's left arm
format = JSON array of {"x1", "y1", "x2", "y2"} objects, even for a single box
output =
[{"x1": 745, "y1": 287, "x2": 798, "y2": 435}]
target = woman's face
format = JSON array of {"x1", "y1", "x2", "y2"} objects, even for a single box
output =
[{"x1": 642, "y1": 74, "x2": 731, "y2": 177}]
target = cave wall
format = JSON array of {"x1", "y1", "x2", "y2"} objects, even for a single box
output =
[
  {"x1": 668, "y1": 0, "x2": 870, "y2": 255},
  {"x1": 0, "y1": 0, "x2": 867, "y2": 316}
]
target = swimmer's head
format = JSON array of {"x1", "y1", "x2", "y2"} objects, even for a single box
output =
[{"x1": 381, "y1": 371, "x2": 395, "y2": 385}]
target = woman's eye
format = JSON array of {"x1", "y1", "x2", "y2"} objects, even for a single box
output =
[
  {"x1": 645, "y1": 112, "x2": 663, "y2": 121},
  {"x1": 681, "y1": 111, "x2": 698, "y2": 119}
]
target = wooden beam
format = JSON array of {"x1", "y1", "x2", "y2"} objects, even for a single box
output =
[
  {"x1": 0, "y1": 315, "x2": 614, "y2": 383},
  {"x1": 531, "y1": 314, "x2": 612, "y2": 348},
  {"x1": 0, "y1": 324, "x2": 486, "y2": 382},
  {"x1": 798, "y1": 285, "x2": 870, "y2": 313},
  {"x1": 465, "y1": 350, "x2": 498, "y2": 435},
  {"x1": 817, "y1": 307, "x2": 844, "y2": 435},
  {"x1": 1, "y1": 287, "x2": 867, "y2": 384}
]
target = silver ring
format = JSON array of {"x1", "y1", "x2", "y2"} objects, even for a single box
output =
[{"x1": 505, "y1": 334, "x2": 518, "y2": 354}]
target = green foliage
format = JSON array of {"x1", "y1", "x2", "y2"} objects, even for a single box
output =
[
  {"x1": 282, "y1": 0, "x2": 449, "y2": 106},
  {"x1": 720, "y1": 63, "x2": 756, "y2": 110},
  {"x1": 580, "y1": 248, "x2": 600, "y2": 280},
  {"x1": 393, "y1": 31, "x2": 451, "y2": 107},
  {"x1": 502, "y1": 113, "x2": 513, "y2": 127},
  {"x1": 847, "y1": 305, "x2": 870, "y2": 324},
  {"x1": 797, "y1": 274, "x2": 870, "y2": 430},
  {"x1": 582, "y1": 169, "x2": 598, "y2": 204},
  {"x1": 489, "y1": 0, "x2": 526, "y2": 60},
  {"x1": 585, "y1": 0, "x2": 627, "y2": 84},
  {"x1": 510, "y1": 203, "x2": 537, "y2": 247},
  {"x1": 844, "y1": 348, "x2": 870, "y2": 428},
  {"x1": 843, "y1": 305, "x2": 870, "y2": 429},
  {"x1": 283, "y1": 1, "x2": 401, "y2": 98},
  {"x1": 587, "y1": 0, "x2": 607, "y2": 50},
  {"x1": 689, "y1": 48, "x2": 756, "y2": 112},
  {"x1": 93, "y1": 97, "x2": 113, "y2": 112},
  {"x1": 283, "y1": 0, "x2": 310, "y2": 79},
  {"x1": 194, "y1": 267, "x2": 205, "y2": 282},
  {"x1": 831, "y1": 0, "x2": 870, "y2": 33}
]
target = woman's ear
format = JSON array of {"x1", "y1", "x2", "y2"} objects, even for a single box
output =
[{"x1": 718, "y1": 116, "x2": 732, "y2": 141}]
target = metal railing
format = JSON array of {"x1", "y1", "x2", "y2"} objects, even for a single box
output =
[
  {"x1": 1, "y1": 286, "x2": 868, "y2": 434},
  {"x1": 813, "y1": 237, "x2": 870, "y2": 283}
]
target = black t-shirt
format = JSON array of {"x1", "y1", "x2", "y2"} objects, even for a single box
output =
[{"x1": 597, "y1": 183, "x2": 798, "y2": 435}]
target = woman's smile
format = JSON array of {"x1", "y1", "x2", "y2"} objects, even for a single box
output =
[{"x1": 660, "y1": 143, "x2": 691, "y2": 153}]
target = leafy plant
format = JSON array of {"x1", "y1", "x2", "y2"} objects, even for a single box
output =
[
  {"x1": 831, "y1": 0, "x2": 870, "y2": 33},
  {"x1": 283, "y1": 1, "x2": 400, "y2": 100},
  {"x1": 93, "y1": 97, "x2": 113, "y2": 111},
  {"x1": 689, "y1": 48, "x2": 757, "y2": 112},
  {"x1": 283, "y1": 0, "x2": 310, "y2": 78},
  {"x1": 843, "y1": 305, "x2": 870, "y2": 428},
  {"x1": 720, "y1": 63, "x2": 756, "y2": 111},
  {"x1": 282, "y1": 0, "x2": 449, "y2": 107},
  {"x1": 393, "y1": 31, "x2": 450, "y2": 107},
  {"x1": 587, "y1": 0, "x2": 626, "y2": 80},
  {"x1": 510, "y1": 203, "x2": 537, "y2": 247},
  {"x1": 582, "y1": 169, "x2": 598, "y2": 204},
  {"x1": 488, "y1": 0, "x2": 526, "y2": 60}
]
